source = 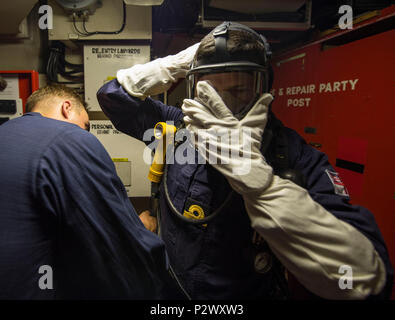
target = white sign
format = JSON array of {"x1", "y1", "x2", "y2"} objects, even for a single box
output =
[
  {"x1": 90, "y1": 120, "x2": 150, "y2": 197},
  {"x1": 84, "y1": 45, "x2": 150, "y2": 111}
]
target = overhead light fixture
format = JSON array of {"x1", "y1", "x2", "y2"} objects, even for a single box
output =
[{"x1": 55, "y1": 0, "x2": 102, "y2": 15}]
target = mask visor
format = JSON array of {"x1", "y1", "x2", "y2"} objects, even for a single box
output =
[{"x1": 187, "y1": 67, "x2": 267, "y2": 119}]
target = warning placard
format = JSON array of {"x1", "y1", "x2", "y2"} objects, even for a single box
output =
[{"x1": 84, "y1": 45, "x2": 150, "y2": 111}]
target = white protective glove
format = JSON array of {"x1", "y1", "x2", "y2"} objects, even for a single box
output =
[
  {"x1": 182, "y1": 81, "x2": 274, "y2": 195},
  {"x1": 117, "y1": 43, "x2": 200, "y2": 100},
  {"x1": 182, "y1": 81, "x2": 386, "y2": 299}
]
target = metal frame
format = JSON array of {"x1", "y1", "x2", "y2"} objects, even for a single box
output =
[{"x1": 201, "y1": 0, "x2": 312, "y2": 31}]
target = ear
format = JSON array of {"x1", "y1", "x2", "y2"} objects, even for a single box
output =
[{"x1": 60, "y1": 100, "x2": 73, "y2": 119}]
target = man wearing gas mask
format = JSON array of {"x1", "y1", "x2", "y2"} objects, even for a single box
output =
[{"x1": 97, "y1": 22, "x2": 393, "y2": 299}]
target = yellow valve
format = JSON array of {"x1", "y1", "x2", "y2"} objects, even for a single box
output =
[
  {"x1": 148, "y1": 122, "x2": 176, "y2": 183},
  {"x1": 183, "y1": 204, "x2": 207, "y2": 227},
  {"x1": 183, "y1": 204, "x2": 204, "y2": 220}
]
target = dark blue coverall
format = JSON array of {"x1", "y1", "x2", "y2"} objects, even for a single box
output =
[
  {"x1": 0, "y1": 112, "x2": 177, "y2": 299},
  {"x1": 97, "y1": 79, "x2": 394, "y2": 299}
]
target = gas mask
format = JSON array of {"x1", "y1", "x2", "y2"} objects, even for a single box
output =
[{"x1": 186, "y1": 21, "x2": 272, "y2": 120}]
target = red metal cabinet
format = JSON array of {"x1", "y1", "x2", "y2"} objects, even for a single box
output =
[{"x1": 271, "y1": 19, "x2": 395, "y2": 297}]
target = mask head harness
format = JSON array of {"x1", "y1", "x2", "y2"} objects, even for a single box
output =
[{"x1": 187, "y1": 21, "x2": 272, "y2": 119}]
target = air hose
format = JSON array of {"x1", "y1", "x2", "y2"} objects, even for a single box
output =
[{"x1": 148, "y1": 121, "x2": 234, "y2": 225}]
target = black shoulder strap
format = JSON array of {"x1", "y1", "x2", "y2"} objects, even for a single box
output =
[
  {"x1": 265, "y1": 112, "x2": 307, "y2": 188},
  {"x1": 263, "y1": 111, "x2": 289, "y2": 174}
]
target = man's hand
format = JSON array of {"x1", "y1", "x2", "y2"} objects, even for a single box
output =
[
  {"x1": 182, "y1": 81, "x2": 274, "y2": 194},
  {"x1": 117, "y1": 43, "x2": 200, "y2": 99},
  {"x1": 139, "y1": 210, "x2": 157, "y2": 233}
]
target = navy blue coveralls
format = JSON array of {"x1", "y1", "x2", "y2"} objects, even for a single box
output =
[
  {"x1": 0, "y1": 112, "x2": 176, "y2": 299},
  {"x1": 97, "y1": 79, "x2": 394, "y2": 299}
]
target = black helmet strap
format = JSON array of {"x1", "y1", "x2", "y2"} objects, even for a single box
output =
[
  {"x1": 213, "y1": 22, "x2": 231, "y2": 62},
  {"x1": 210, "y1": 21, "x2": 272, "y2": 66}
]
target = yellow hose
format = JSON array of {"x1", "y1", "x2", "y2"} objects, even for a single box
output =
[{"x1": 148, "y1": 122, "x2": 176, "y2": 183}]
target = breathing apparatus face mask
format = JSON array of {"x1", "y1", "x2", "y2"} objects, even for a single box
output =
[
  {"x1": 187, "y1": 68, "x2": 267, "y2": 119},
  {"x1": 186, "y1": 21, "x2": 272, "y2": 120}
]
